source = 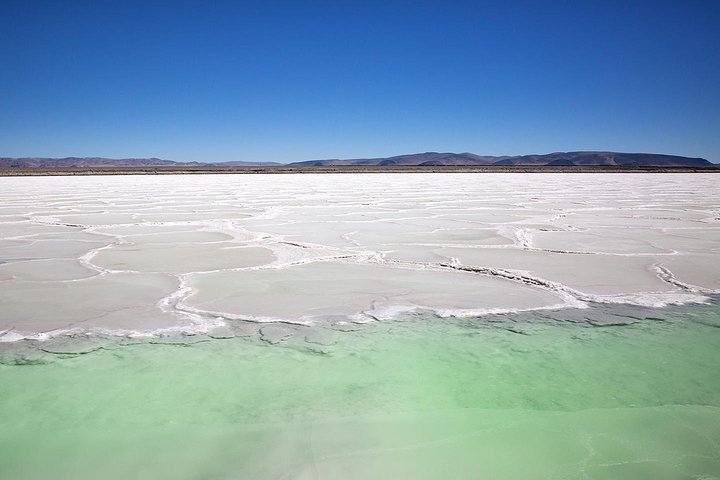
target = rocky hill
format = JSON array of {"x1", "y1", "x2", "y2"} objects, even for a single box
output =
[{"x1": 291, "y1": 151, "x2": 712, "y2": 167}]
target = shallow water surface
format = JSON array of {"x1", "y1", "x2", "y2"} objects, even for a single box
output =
[{"x1": 2, "y1": 302, "x2": 719, "y2": 480}]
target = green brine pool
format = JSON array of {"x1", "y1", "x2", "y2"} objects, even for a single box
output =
[{"x1": 1, "y1": 301, "x2": 719, "y2": 480}]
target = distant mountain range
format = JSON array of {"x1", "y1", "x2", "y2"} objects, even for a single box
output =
[
  {"x1": 0, "y1": 151, "x2": 714, "y2": 168},
  {"x1": 0, "y1": 157, "x2": 282, "y2": 168},
  {"x1": 292, "y1": 151, "x2": 713, "y2": 167}
]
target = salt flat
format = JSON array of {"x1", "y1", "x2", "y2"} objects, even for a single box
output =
[
  {"x1": 0, "y1": 173, "x2": 718, "y2": 340},
  {"x1": 2, "y1": 173, "x2": 720, "y2": 480}
]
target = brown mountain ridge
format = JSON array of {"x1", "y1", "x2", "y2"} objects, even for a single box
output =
[{"x1": 1, "y1": 151, "x2": 713, "y2": 168}]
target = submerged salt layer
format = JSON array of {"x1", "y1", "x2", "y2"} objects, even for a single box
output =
[
  {"x1": 0, "y1": 173, "x2": 718, "y2": 339},
  {"x1": 1, "y1": 303, "x2": 719, "y2": 480}
]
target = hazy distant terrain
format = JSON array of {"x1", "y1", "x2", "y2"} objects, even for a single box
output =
[
  {"x1": 1, "y1": 151, "x2": 713, "y2": 168},
  {"x1": 0, "y1": 157, "x2": 282, "y2": 168}
]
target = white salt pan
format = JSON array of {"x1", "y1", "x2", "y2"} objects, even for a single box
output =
[{"x1": 0, "y1": 173, "x2": 717, "y2": 339}]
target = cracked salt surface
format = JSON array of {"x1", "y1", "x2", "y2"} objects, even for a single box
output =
[{"x1": 0, "y1": 173, "x2": 718, "y2": 342}]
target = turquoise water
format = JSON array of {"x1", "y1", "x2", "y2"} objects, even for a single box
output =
[{"x1": 1, "y1": 302, "x2": 720, "y2": 479}]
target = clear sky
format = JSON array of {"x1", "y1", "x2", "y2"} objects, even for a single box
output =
[{"x1": 1, "y1": 1, "x2": 719, "y2": 163}]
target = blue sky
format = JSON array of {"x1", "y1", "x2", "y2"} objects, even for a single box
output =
[{"x1": 1, "y1": 1, "x2": 718, "y2": 163}]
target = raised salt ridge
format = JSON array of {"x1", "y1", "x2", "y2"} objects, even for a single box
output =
[{"x1": 1, "y1": 173, "x2": 718, "y2": 340}]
